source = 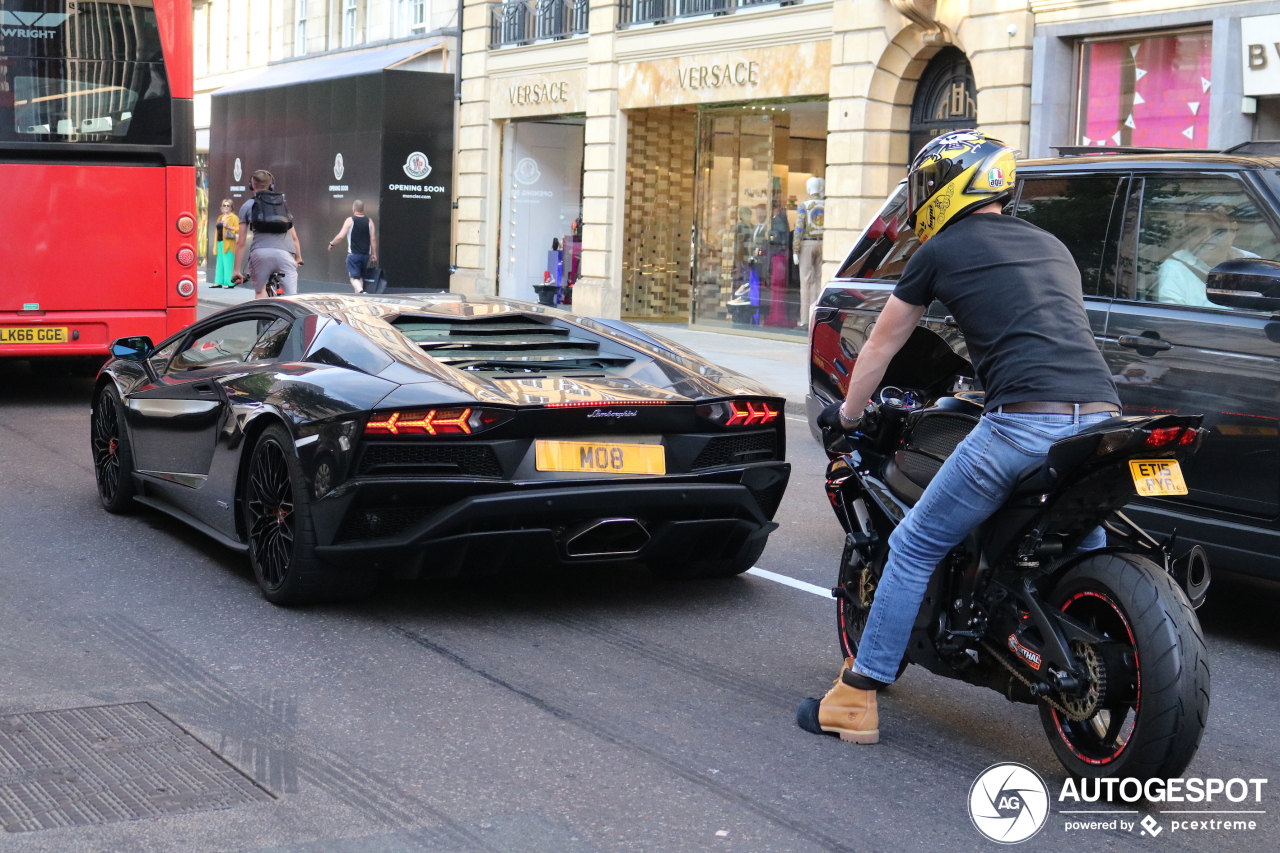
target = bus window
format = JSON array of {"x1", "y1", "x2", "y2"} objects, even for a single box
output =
[{"x1": 0, "y1": 0, "x2": 171, "y2": 145}]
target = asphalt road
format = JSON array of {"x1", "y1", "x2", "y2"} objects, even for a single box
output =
[{"x1": 1, "y1": 354, "x2": 1277, "y2": 853}]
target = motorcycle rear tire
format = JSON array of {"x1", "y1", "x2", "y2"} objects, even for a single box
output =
[{"x1": 1039, "y1": 552, "x2": 1209, "y2": 781}]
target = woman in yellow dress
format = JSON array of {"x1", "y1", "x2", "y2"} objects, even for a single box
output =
[{"x1": 214, "y1": 200, "x2": 240, "y2": 287}]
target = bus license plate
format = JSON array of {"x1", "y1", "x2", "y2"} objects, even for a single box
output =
[
  {"x1": 1130, "y1": 459, "x2": 1188, "y2": 497},
  {"x1": 535, "y1": 440, "x2": 665, "y2": 475},
  {"x1": 0, "y1": 326, "x2": 69, "y2": 344}
]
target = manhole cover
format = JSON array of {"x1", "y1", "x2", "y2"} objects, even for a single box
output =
[{"x1": 0, "y1": 702, "x2": 273, "y2": 832}]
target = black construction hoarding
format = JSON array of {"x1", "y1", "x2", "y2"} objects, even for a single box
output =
[{"x1": 211, "y1": 67, "x2": 453, "y2": 291}]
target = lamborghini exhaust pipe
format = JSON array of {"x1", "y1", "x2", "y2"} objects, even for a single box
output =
[{"x1": 563, "y1": 518, "x2": 650, "y2": 558}]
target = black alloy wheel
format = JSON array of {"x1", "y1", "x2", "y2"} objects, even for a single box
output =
[
  {"x1": 246, "y1": 432, "x2": 296, "y2": 591},
  {"x1": 1040, "y1": 553, "x2": 1210, "y2": 781},
  {"x1": 243, "y1": 423, "x2": 377, "y2": 605},
  {"x1": 91, "y1": 385, "x2": 138, "y2": 513}
]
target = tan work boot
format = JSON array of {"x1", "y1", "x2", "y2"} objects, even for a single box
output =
[{"x1": 796, "y1": 658, "x2": 880, "y2": 744}]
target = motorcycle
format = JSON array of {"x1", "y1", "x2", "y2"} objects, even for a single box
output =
[{"x1": 816, "y1": 328, "x2": 1211, "y2": 780}]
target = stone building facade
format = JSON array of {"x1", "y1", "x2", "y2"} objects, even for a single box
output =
[{"x1": 453, "y1": 0, "x2": 1033, "y2": 336}]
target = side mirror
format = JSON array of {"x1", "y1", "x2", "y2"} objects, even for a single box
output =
[
  {"x1": 109, "y1": 336, "x2": 154, "y2": 361},
  {"x1": 1206, "y1": 258, "x2": 1280, "y2": 312}
]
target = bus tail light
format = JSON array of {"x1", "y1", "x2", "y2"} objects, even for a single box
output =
[
  {"x1": 696, "y1": 399, "x2": 781, "y2": 427},
  {"x1": 364, "y1": 407, "x2": 513, "y2": 436},
  {"x1": 176, "y1": 247, "x2": 196, "y2": 266},
  {"x1": 176, "y1": 215, "x2": 195, "y2": 234},
  {"x1": 176, "y1": 280, "x2": 195, "y2": 298}
]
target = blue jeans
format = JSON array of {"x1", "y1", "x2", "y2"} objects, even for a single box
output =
[{"x1": 853, "y1": 411, "x2": 1116, "y2": 683}]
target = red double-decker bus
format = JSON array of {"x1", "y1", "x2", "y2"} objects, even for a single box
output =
[{"x1": 0, "y1": 0, "x2": 194, "y2": 368}]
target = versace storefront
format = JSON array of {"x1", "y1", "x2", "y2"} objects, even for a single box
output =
[
  {"x1": 616, "y1": 40, "x2": 832, "y2": 336},
  {"x1": 456, "y1": 0, "x2": 1035, "y2": 337}
]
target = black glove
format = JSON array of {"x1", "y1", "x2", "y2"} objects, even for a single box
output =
[
  {"x1": 818, "y1": 402, "x2": 846, "y2": 430},
  {"x1": 819, "y1": 401, "x2": 864, "y2": 432}
]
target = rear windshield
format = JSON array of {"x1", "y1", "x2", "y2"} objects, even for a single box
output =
[
  {"x1": 0, "y1": 0, "x2": 171, "y2": 145},
  {"x1": 835, "y1": 184, "x2": 918, "y2": 281}
]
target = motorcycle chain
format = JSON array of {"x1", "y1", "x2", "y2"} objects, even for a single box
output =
[{"x1": 979, "y1": 639, "x2": 1093, "y2": 722}]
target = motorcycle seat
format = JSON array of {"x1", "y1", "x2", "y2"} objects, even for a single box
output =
[{"x1": 1011, "y1": 458, "x2": 1058, "y2": 497}]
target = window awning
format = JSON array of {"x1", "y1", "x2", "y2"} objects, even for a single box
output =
[{"x1": 216, "y1": 38, "x2": 445, "y2": 96}]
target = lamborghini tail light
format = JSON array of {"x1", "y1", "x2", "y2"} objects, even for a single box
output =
[
  {"x1": 696, "y1": 399, "x2": 782, "y2": 428},
  {"x1": 364, "y1": 407, "x2": 512, "y2": 436}
]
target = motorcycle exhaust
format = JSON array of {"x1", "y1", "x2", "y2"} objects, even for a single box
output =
[
  {"x1": 563, "y1": 518, "x2": 650, "y2": 558},
  {"x1": 1172, "y1": 544, "x2": 1211, "y2": 609}
]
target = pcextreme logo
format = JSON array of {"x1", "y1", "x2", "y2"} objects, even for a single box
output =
[
  {"x1": 1, "y1": 10, "x2": 70, "y2": 38},
  {"x1": 969, "y1": 763, "x2": 1050, "y2": 843}
]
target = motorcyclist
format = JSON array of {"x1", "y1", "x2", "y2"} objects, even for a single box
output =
[{"x1": 797, "y1": 130, "x2": 1122, "y2": 744}]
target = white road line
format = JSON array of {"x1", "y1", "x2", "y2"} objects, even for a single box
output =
[{"x1": 746, "y1": 567, "x2": 831, "y2": 598}]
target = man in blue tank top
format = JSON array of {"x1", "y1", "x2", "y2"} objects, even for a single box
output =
[{"x1": 327, "y1": 200, "x2": 378, "y2": 293}]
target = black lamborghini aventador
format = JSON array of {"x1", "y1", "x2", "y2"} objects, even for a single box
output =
[{"x1": 90, "y1": 294, "x2": 791, "y2": 603}]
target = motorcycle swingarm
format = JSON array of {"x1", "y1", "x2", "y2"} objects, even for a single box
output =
[{"x1": 1001, "y1": 577, "x2": 1108, "y2": 679}]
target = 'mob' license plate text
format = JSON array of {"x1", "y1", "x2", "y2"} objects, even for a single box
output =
[{"x1": 535, "y1": 441, "x2": 666, "y2": 475}]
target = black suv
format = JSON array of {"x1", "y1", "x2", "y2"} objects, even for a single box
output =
[{"x1": 809, "y1": 152, "x2": 1280, "y2": 581}]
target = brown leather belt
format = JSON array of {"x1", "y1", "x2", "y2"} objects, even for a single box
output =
[{"x1": 995, "y1": 401, "x2": 1120, "y2": 415}]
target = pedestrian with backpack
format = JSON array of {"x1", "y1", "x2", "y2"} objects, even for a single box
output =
[
  {"x1": 326, "y1": 200, "x2": 378, "y2": 293},
  {"x1": 231, "y1": 170, "x2": 304, "y2": 298}
]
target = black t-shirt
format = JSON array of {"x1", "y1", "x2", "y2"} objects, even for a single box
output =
[{"x1": 892, "y1": 213, "x2": 1119, "y2": 411}]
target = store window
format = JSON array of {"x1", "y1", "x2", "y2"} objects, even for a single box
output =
[
  {"x1": 498, "y1": 118, "x2": 585, "y2": 306},
  {"x1": 685, "y1": 101, "x2": 828, "y2": 334},
  {"x1": 1077, "y1": 30, "x2": 1212, "y2": 149}
]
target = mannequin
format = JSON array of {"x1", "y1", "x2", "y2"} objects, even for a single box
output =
[{"x1": 793, "y1": 176, "x2": 825, "y2": 328}]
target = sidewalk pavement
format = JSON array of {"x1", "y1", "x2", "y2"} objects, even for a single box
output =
[
  {"x1": 198, "y1": 283, "x2": 810, "y2": 414},
  {"x1": 634, "y1": 323, "x2": 808, "y2": 414}
]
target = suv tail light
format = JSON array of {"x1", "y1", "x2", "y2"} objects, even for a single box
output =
[
  {"x1": 696, "y1": 399, "x2": 781, "y2": 427},
  {"x1": 365, "y1": 407, "x2": 513, "y2": 436}
]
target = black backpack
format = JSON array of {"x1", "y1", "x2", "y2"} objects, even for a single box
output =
[{"x1": 248, "y1": 191, "x2": 293, "y2": 234}]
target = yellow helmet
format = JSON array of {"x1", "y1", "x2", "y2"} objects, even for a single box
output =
[{"x1": 907, "y1": 130, "x2": 1019, "y2": 243}]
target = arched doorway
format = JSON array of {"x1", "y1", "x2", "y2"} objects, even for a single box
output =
[{"x1": 908, "y1": 47, "x2": 977, "y2": 161}]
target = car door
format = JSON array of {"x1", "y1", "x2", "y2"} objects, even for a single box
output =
[
  {"x1": 1103, "y1": 172, "x2": 1280, "y2": 518},
  {"x1": 126, "y1": 314, "x2": 288, "y2": 483}
]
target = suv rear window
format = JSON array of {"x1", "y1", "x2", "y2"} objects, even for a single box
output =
[
  {"x1": 1013, "y1": 175, "x2": 1125, "y2": 296},
  {"x1": 835, "y1": 186, "x2": 918, "y2": 281}
]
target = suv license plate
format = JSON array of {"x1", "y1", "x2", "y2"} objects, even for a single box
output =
[
  {"x1": 535, "y1": 440, "x2": 665, "y2": 475},
  {"x1": 0, "y1": 326, "x2": 69, "y2": 344},
  {"x1": 1130, "y1": 459, "x2": 1188, "y2": 497}
]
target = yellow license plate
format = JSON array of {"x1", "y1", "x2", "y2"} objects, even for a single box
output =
[
  {"x1": 0, "y1": 326, "x2": 69, "y2": 344},
  {"x1": 1130, "y1": 459, "x2": 1188, "y2": 497},
  {"x1": 535, "y1": 440, "x2": 666, "y2": 475}
]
